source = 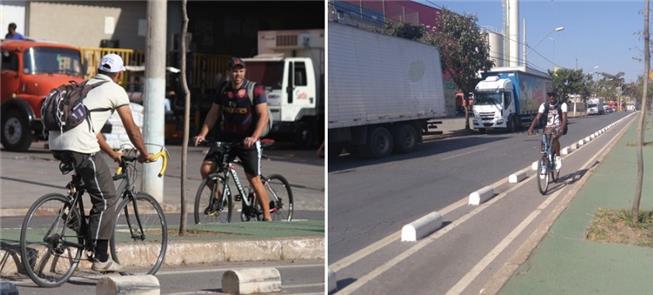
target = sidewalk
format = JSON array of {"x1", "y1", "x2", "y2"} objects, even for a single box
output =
[{"x1": 499, "y1": 114, "x2": 653, "y2": 294}]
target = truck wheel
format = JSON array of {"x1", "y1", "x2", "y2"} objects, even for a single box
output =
[
  {"x1": 365, "y1": 126, "x2": 393, "y2": 158},
  {"x1": 294, "y1": 124, "x2": 314, "y2": 149},
  {"x1": 1, "y1": 109, "x2": 32, "y2": 151},
  {"x1": 392, "y1": 124, "x2": 417, "y2": 154},
  {"x1": 507, "y1": 116, "x2": 515, "y2": 133}
]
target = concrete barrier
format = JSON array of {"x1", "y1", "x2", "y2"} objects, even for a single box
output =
[
  {"x1": 328, "y1": 269, "x2": 337, "y2": 293},
  {"x1": 0, "y1": 281, "x2": 18, "y2": 295},
  {"x1": 222, "y1": 267, "x2": 281, "y2": 294},
  {"x1": 584, "y1": 136, "x2": 591, "y2": 143},
  {"x1": 508, "y1": 170, "x2": 527, "y2": 183},
  {"x1": 531, "y1": 161, "x2": 538, "y2": 171},
  {"x1": 590, "y1": 134, "x2": 596, "y2": 139},
  {"x1": 578, "y1": 139, "x2": 585, "y2": 147},
  {"x1": 468, "y1": 186, "x2": 496, "y2": 206},
  {"x1": 96, "y1": 275, "x2": 159, "y2": 295},
  {"x1": 561, "y1": 147, "x2": 570, "y2": 156},
  {"x1": 401, "y1": 211, "x2": 443, "y2": 242}
]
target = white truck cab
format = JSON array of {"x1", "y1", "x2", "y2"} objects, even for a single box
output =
[{"x1": 473, "y1": 76, "x2": 516, "y2": 130}]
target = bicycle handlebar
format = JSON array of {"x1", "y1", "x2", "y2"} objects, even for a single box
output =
[{"x1": 115, "y1": 150, "x2": 169, "y2": 178}]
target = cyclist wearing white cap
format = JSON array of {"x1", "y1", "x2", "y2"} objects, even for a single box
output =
[{"x1": 48, "y1": 53, "x2": 151, "y2": 272}]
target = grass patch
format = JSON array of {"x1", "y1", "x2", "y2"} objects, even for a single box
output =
[{"x1": 586, "y1": 208, "x2": 653, "y2": 247}]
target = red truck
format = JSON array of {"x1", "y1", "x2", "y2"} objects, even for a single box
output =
[{"x1": 1, "y1": 39, "x2": 85, "y2": 151}]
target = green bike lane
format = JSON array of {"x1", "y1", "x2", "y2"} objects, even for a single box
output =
[{"x1": 500, "y1": 115, "x2": 653, "y2": 294}]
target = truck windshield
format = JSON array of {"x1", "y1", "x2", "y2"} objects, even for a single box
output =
[
  {"x1": 23, "y1": 47, "x2": 83, "y2": 76},
  {"x1": 474, "y1": 92, "x2": 503, "y2": 105},
  {"x1": 588, "y1": 103, "x2": 598, "y2": 108},
  {"x1": 245, "y1": 61, "x2": 284, "y2": 90}
]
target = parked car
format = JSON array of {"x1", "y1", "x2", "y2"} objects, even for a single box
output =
[{"x1": 1, "y1": 39, "x2": 85, "y2": 151}]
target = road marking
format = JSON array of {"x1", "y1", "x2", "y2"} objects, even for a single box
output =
[
  {"x1": 441, "y1": 147, "x2": 488, "y2": 161},
  {"x1": 446, "y1": 113, "x2": 636, "y2": 294},
  {"x1": 329, "y1": 197, "x2": 468, "y2": 272},
  {"x1": 335, "y1": 115, "x2": 636, "y2": 294},
  {"x1": 336, "y1": 172, "x2": 535, "y2": 294}
]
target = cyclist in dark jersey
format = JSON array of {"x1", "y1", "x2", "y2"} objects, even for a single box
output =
[
  {"x1": 193, "y1": 57, "x2": 272, "y2": 221},
  {"x1": 528, "y1": 91, "x2": 568, "y2": 170}
]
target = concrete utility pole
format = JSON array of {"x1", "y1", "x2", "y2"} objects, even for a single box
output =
[{"x1": 143, "y1": 0, "x2": 167, "y2": 202}]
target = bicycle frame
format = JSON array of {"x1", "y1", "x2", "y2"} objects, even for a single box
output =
[
  {"x1": 113, "y1": 161, "x2": 147, "y2": 241},
  {"x1": 541, "y1": 133, "x2": 556, "y2": 170}
]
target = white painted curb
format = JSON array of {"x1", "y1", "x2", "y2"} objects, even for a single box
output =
[
  {"x1": 222, "y1": 267, "x2": 282, "y2": 294},
  {"x1": 531, "y1": 161, "x2": 538, "y2": 171},
  {"x1": 468, "y1": 185, "x2": 496, "y2": 206},
  {"x1": 561, "y1": 147, "x2": 571, "y2": 155},
  {"x1": 508, "y1": 170, "x2": 527, "y2": 183},
  {"x1": 590, "y1": 134, "x2": 596, "y2": 139},
  {"x1": 97, "y1": 275, "x2": 159, "y2": 295},
  {"x1": 578, "y1": 139, "x2": 584, "y2": 147},
  {"x1": 328, "y1": 269, "x2": 337, "y2": 293},
  {"x1": 401, "y1": 211, "x2": 443, "y2": 241},
  {"x1": 584, "y1": 136, "x2": 591, "y2": 143}
]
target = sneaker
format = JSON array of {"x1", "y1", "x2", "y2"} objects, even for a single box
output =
[
  {"x1": 92, "y1": 258, "x2": 123, "y2": 272},
  {"x1": 555, "y1": 156, "x2": 562, "y2": 170}
]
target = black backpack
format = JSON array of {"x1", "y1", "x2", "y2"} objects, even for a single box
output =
[
  {"x1": 41, "y1": 80, "x2": 108, "y2": 133},
  {"x1": 539, "y1": 102, "x2": 568, "y2": 135},
  {"x1": 218, "y1": 80, "x2": 273, "y2": 137}
]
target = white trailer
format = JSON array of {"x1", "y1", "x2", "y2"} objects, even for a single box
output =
[
  {"x1": 243, "y1": 29, "x2": 324, "y2": 147},
  {"x1": 328, "y1": 22, "x2": 446, "y2": 157}
]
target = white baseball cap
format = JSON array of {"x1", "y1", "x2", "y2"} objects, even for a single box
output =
[{"x1": 98, "y1": 53, "x2": 126, "y2": 73}]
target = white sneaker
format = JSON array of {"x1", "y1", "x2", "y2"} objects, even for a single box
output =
[
  {"x1": 92, "y1": 258, "x2": 123, "y2": 272},
  {"x1": 555, "y1": 156, "x2": 562, "y2": 170}
]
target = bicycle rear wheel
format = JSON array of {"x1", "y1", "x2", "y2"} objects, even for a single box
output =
[
  {"x1": 194, "y1": 174, "x2": 233, "y2": 224},
  {"x1": 20, "y1": 193, "x2": 83, "y2": 287},
  {"x1": 537, "y1": 156, "x2": 550, "y2": 195},
  {"x1": 111, "y1": 192, "x2": 167, "y2": 275},
  {"x1": 263, "y1": 174, "x2": 294, "y2": 221}
]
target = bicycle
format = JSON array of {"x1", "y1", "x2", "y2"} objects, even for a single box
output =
[
  {"x1": 536, "y1": 131, "x2": 560, "y2": 195},
  {"x1": 19, "y1": 147, "x2": 169, "y2": 287},
  {"x1": 193, "y1": 139, "x2": 294, "y2": 224}
]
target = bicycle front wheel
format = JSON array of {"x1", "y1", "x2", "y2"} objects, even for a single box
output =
[
  {"x1": 111, "y1": 192, "x2": 167, "y2": 275},
  {"x1": 194, "y1": 174, "x2": 233, "y2": 224},
  {"x1": 20, "y1": 193, "x2": 83, "y2": 287},
  {"x1": 537, "y1": 157, "x2": 550, "y2": 195},
  {"x1": 264, "y1": 174, "x2": 294, "y2": 221}
]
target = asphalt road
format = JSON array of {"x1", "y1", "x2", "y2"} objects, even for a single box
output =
[
  {"x1": 328, "y1": 112, "x2": 630, "y2": 272},
  {"x1": 10, "y1": 260, "x2": 324, "y2": 294},
  {"x1": 0, "y1": 143, "x2": 325, "y2": 213}
]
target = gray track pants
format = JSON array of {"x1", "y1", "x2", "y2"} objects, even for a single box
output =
[{"x1": 53, "y1": 151, "x2": 118, "y2": 240}]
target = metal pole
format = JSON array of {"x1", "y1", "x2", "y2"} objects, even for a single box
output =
[{"x1": 143, "y1": 0, "x2": 167, "y2": 202}]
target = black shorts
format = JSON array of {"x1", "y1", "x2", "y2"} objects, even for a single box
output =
[{"x1": 203, "y1": 141, "x2": 262, "y2": 176}]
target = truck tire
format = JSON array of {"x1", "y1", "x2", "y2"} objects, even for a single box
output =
[
  {"x1": 392, "y1": 124, "x2": 417, "y2": 154},
  {"x1": 507, "y1": 116, "x2": 516, "y2": 133},
  {"x1": 363, "y1": 126, "x2": 393, "y2": 158},
  {"x1": 1, "y1": 109, "x2": 32, "y2": 151},
  {"x1": 294, "y1": 123, "x2": 314, "y2": 149}
]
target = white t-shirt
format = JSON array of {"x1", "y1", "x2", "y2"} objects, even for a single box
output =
[
  {"x1": 49, "y1": 74, "x2": 130, "y2": 153},
  {"x1": 537, "y1": 102, "x2": 568, "y2": 128}
]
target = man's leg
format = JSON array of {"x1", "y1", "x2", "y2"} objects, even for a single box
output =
[
  {"x1": 72, "y1": 153, "x2": 120, "y2": 269},
  {"x1": 240, "y1": 142, "x2": 272, "y2": 221}
]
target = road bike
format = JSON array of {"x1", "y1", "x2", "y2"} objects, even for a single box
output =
[
  {"x1": 537, "y1": 131, "x2": 560, "y2": 195},
  {"x1": 193, "y1": 139, "x2": 294, "y2": 224},
  {"x1": 19, "y1": 147, "x2": 169, "y2": 287}
]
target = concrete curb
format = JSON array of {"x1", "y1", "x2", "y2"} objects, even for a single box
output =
[
  {"x1": 328, "y1": 269, "x2": 337, "y2": 293},
  {"x1": 97, "y1": 275, "x2": 159, "y2": 295},
  {"x1": 468, "y1": 186, "x2": 496, "y2": 206},
  {"x1": 560, "y1": 146, "x2": 571, "y2": 156},
  {"x1": 222, "y1": 267, "x2": 281, "y2": 294},
  {"x1": 0, "y1": 238, "x2": 324, "y2": 276},
  {"x1": 0, "y1": 281, "x2": 18, "y2": 295},
  {"x1": 401, "y1": 211, "x2": 443, "y2": 242},
  {"x1": 508, "y1": 170, "x2": 527, "y2": 184},
  {"x1": 531, "y1": 161, "x2": 538, "y2": 171}
]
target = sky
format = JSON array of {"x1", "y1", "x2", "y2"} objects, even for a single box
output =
[{"x1": 417, "y1": 0, "x2": 646, "y2": 83}]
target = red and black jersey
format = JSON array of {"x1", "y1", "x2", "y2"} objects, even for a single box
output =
[{"x1": 213, "y1": 80, "x2": 267, "y2": 141}]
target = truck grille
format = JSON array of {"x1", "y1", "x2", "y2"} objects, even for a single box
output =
[{"x1": 479, "y1": 112, "x2": 495, "y2": 120}]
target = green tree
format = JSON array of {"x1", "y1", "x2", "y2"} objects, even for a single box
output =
[
  {"x1": 548, "y1": 68, "x2": 586, "y2": 103},
  {"x1": 633, "y1": 0, "x2": 650, "y2": 223},
  {"x1": 426, "y1": 9, "x2": 494, "y2": 129}
]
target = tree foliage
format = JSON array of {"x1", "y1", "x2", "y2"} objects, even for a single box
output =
[
  {"x1": 549, "y1": 68, "x2": 588, "y2": 103},
  {"x1": 428, "y1": 9, "x2": 494, "y2": 95}
]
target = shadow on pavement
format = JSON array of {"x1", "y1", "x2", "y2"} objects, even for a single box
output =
[
  {"x1": 334, "y1": 278, "x2": 356, "y2": 294},
  {"x1": 0, "y1": 240, "x2": 23, "y2": 275},
  {"x1": 329, "y1": 135, "x2": 509, "y2": 172},
  {"x1": 544, "y1": 167, "x2": 590, "y2": 195}
]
